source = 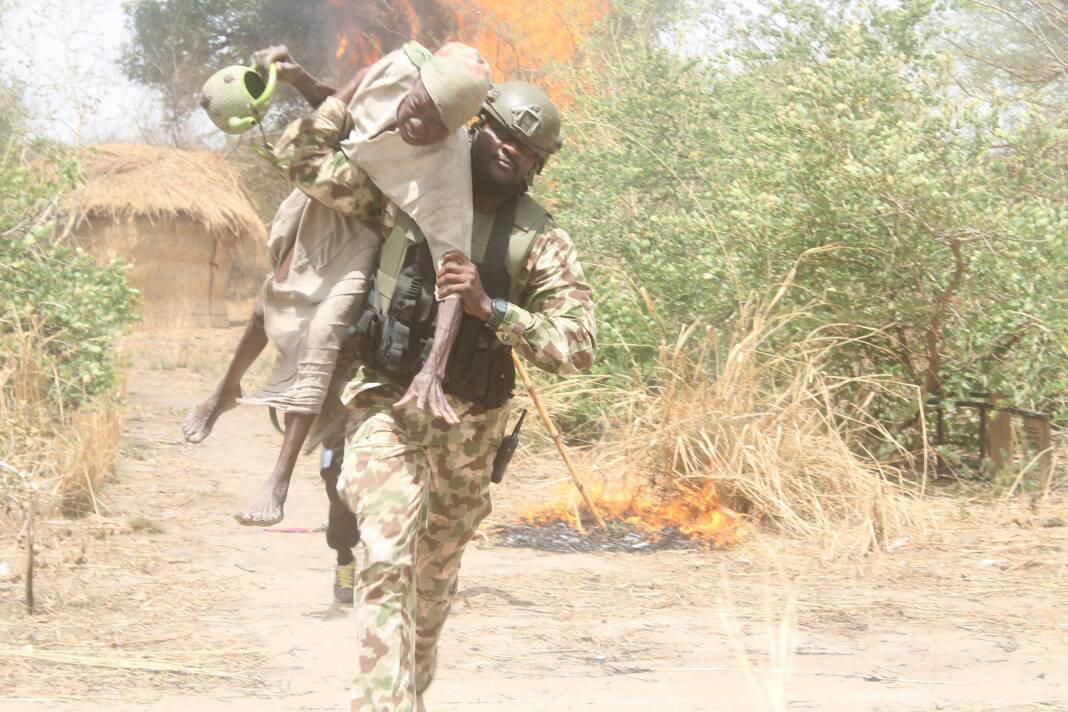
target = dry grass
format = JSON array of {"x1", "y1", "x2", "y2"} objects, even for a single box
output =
[
  {"x1": 0, "y1": 513, "x2": 266, "y2": 703},
  {"x1": 0, "y1": 322, "x2": 266, "y2": 704},
  {"x1": 0, "y1": 321, "x2": 123, "y2": 526},
  {"x1": 526, "y1": 262, "x2": 929, "y2": 557},
  {"x1": 609, "y1": 309, "x2": 922, "y2": 553},
  {"x1": 74, "y1": 143, "x2": 264, "y2": 246}
]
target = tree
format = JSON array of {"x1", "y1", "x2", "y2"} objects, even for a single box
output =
[
  {"x1": 120, "y1": 0, "x2": 328, "y2": 145},
  {"x1": 953, "y1": 0, "x2": 1068, "y2": 104},
  {"x1": 119, "y1": 0, "x2": 462, "y2": 145},
  {"x1": 543, "y1": 0, "x2": 1068, "y2": 424}
]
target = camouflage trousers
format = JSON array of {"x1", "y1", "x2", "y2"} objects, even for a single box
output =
[{"x1": 337, "y1": 384, "x2": 510, "y2": 712}]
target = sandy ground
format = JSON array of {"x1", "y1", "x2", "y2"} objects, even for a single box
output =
[{"x1": 1, "y1": 327, "x2": 1066, "y2": 711}]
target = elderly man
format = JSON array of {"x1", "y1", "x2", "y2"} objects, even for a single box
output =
[{"x1": 276, "y1": 73, "x2": 596, "y2": 711}]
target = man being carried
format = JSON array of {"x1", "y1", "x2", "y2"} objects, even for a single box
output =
[
  {"x1": 280, "y1": 79, "x2": 596, "y2": 710},
  {"x1": 182, "y1": 42, "x2": 491, "y2": 527}
]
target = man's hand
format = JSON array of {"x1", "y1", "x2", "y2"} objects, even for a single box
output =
[
  {"x1": 253, "y1": 45, "x2": 301, "y2": 84},
  {"x1": 393, "y1": 369, "x2": 460, "y2": 426},
  {"x1": 436, "y1": 252, "x2": 491, "y2": 321}
]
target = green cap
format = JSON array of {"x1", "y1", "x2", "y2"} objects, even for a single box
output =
[{"x1": 420, "y1": 57, "x2": 490, "y2": 132}]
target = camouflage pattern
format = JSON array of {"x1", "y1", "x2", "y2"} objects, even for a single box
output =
[
  {"x1": 277, "y1": 97, "x2": 597, "y2": 379},
  {"x1": 493, "y1": 217, "x2": 595, "y2": 375},
  {"x1": 336, "y1": 384, "x2": 510, "y2": 711},
  {"x1": 273, "y1": 96, "x2": 382, "y2": 221},
  {"x1": 280, "y1": 92, "x2": 597, "y2": 709}
]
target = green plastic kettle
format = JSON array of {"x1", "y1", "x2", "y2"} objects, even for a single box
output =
[{"x1": 200, "y1": 62, "x2": 278, "y2": 134}]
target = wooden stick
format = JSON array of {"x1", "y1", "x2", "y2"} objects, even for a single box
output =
[
  {"x1": 511, "y1": 351, "x2": 606, "y2": 528},
  {"x1": 25, "y1": 489, "x2": 35, "y2": 615}
]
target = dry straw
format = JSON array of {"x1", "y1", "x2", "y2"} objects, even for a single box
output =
[
  {"x1": 588, "y1": 249, "x2": 926, "y2": 556},
  {"x1": 0, "y1": 318, "x2": 121, "y2": 524},
  {"x1": 73, "y1": 143, "x2": 264, "y2": 244}
]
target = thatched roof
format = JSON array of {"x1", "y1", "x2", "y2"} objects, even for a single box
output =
[{"x1": 76, "y1": 143, "x2": 264, "y2": 244}]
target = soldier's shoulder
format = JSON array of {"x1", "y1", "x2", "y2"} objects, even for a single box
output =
[{"x1": 515, "y1": 194, "x2": 553, "y2": 235}]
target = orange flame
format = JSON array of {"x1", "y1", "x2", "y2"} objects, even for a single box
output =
[
  {"x1": 523, "y1": 478, "x2": 744, "y2": 547},
  {"x1": 325, "y1": 0, "x2": 608, "y2": 101},
  {"x1": 443, "y1": 0, "x2": 608, "y2": 99}
]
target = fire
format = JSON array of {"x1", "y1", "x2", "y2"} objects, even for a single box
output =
[
  {"x1": 323, "y1": 0, "x2": 608, "y2": 100},
  {"x1": 443, "y1": 0, "x2": 609, "y2": 82},
  {"x1": 522, "y1": 478, "x2": 745, "y2": 547}
]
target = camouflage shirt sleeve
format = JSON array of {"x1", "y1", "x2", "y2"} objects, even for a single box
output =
[
  {"x1": 272, "y1": 96, "x2": 383, "y2": 220},
  {"x1": 493, "y1": 219, "x2": 597, "y2": 375}
]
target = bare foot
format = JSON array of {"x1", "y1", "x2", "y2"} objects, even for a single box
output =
[
  {"x1": 182, "y1": 385, "x2": 241, "y2": 443},
  {"x1": 234, "y1": 479, "x2": 288, "y2": 527}
]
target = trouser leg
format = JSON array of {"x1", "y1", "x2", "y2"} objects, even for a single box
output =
[
  {"x1": 339, "y1": 408, "x2": 428, "y2": 712},
  {"x1": 321, "y1": 437, "x2": 359, "y2": 564},
  {"x1": 413, "y1": 442, "x2": 495, "y2": 694}
]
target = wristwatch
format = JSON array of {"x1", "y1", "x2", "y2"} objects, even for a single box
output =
[{"x1": 484, "y1": 298, "x2": 509, "y2": 331}]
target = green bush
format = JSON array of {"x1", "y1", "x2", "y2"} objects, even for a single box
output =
[
  {"x1": 0, "y1": 140, "x2": 140, "y2": 407},
  {"x1": 543, "y1": 0, "x2": 1068, "y2": 421}
]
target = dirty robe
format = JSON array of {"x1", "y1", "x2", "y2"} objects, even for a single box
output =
[
  {"x1": 339, "y1": 42, "x2": 474, "y2": 269},
  {"x1": 240, "y1": 43, "x2": 480, "y2": 436},
  {"x1": 238, "y1": 189, "x2": 379, "y2": 450}
]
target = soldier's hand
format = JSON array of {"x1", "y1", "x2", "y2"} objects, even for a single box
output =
[
  {"x1": 254, "y1": 45, "x2": 301, "y2": 83},
  {"x1": 436, "y1": 252, "x2": 491, "y2": 320}
]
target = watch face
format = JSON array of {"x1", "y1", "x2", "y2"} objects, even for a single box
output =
[{"x1": 487, "y1": 298, "x2": 508, "y2": 328}]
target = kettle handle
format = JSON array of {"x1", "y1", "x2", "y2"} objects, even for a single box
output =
[
  {"x1": 250, "y1": 62, "x2": 278, "y2": 110},
  {"x1": 228, "y1": 116, "x2": 257, "y2": 132}
]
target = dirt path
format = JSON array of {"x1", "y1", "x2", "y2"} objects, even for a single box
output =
[{"x1": 2, "y1": 328, "x2": 1066, "y2": 711}]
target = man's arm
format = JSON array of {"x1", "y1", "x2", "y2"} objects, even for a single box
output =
[
  {"x1": 272, "y1": 87, "x2": 381, "y2": 220},
  {"x1": 254, "y1": 45, "x2": 337, "y2": 109},
  {"x1": 436, "y1": 221, "x2": 597, "y2": 376}
]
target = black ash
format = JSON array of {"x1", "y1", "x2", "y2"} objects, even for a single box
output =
[{"x1": 493, "y1": 520, "x2": 701, "y2": 553}]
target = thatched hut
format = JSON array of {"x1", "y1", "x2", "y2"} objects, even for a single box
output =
[{"x1": 73, "y1": 144, "x2": 265, "y2": 328}]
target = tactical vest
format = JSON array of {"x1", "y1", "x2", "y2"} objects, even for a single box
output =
[{"x1": 352, "y1": 196, "x2": 547, "y2": 408}]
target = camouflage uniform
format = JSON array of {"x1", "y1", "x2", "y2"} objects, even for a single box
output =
[{"x1": 277, "y1": 96, "x2": 596, "y2": 712}]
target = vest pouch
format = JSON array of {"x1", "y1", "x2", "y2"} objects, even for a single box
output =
[
  {"x1": 350, "y1": 198, "x2": 528, "y2": 408},
  {"x1": 486, "y1": 344, "x2": 516, "y2": 405},
  {"x1": 377, "y1": 318, "x2": 412, "y2": 371},
  {"x1": 350, "y1": 308, "x2": 380, "y2": 361},
  {"x1": 389, "y1": 270, "x2": 424, "y2": 324}
]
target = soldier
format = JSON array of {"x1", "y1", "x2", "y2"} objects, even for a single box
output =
[{"x1": 277, "y1": 80, "x2": 596, "y2": 711}]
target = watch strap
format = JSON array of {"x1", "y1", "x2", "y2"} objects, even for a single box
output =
[{"x1": 485, "y1": 298, "x2": 509, "y2": 330}]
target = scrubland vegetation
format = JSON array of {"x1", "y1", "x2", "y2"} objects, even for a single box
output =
[{"x1": 0, "y1": 135, "x2": 138, "y2": 523}]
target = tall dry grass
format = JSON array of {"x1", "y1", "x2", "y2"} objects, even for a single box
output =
[
  {"x1": 572, "y1": 258, "x2": 927, "y2": 556},
  {"x1": 0, "y1": 319, "x2": 122, "y2": 523}
]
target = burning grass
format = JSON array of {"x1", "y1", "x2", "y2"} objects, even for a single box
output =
[{"x1": 518, "y1": 267, "x2": 926, "y2": 557}]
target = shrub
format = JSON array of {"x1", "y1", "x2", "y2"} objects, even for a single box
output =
[
  {"x1": 0, "y1": 140, "x2": 140, "y2": 408},
  {"x1": 543, "y1": 0, "x2": 1068, "y2": 425}
]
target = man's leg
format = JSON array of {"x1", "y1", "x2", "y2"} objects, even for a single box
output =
[
  {"x1": 235, "y1": 254, "x2": 372, "y2": 527},
  {"x1": 413, "y1": 434, "x2": 495, "y2": 696},
  {"x1": 338, "y1": 398, "x2": 429, "y2": 712},
  {"x1": 182, "y1": 301, "x2": 267, "y2": 443},
  {"x1": 234, "y1": 410, "x2": 315, "y2": 526},
  {"x1": 320, "y1": 436, "x2": 360, "y2": 603}
]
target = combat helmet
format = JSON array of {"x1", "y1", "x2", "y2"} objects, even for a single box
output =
[{"x1": 482, "y1": 80, "x2": 563, "y2": 167}]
